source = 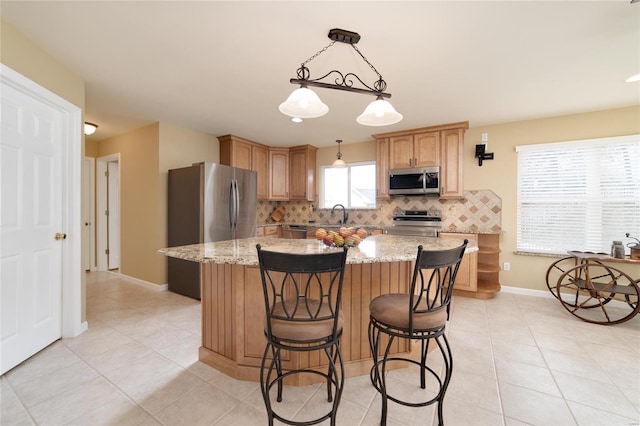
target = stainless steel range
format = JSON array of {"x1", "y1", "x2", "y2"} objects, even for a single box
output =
[{"x1": 384, "y1": 210, "x2": 442, "y2": 237}]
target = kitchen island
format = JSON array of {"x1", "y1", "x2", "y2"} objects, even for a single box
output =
[{"x1": 159, "y1": 234, "x2": 476, "y2": 383}]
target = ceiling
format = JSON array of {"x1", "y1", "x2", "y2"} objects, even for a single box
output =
[{"x1": 2, "y1": 1, "x2": 639, "y2": 148}]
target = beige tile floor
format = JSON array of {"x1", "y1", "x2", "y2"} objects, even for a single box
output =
[{"x1": 2, "y1": 271, "x2": 639, "y2": 425}]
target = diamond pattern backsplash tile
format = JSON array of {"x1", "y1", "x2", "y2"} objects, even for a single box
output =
[{"x1": 258, "y1": 190, "x2": 501, "y2": 231}]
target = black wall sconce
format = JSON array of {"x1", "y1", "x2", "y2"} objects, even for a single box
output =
[{"x1": 475, "y1": 144, "x2": 494, "y2": 166}]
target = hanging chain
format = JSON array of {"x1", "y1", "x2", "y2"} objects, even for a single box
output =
[
  {"x1": 293, "y1": 38, "x2": 388, "y2": 93},
  {"x1": 351, "y1": 44, "x2": 383, "y2": 80},
  {"x1": 301, "y1": 40, "x2": 337, "y2": 67}
]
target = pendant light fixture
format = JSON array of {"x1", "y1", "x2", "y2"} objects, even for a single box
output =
[
  {"x1": 84, "y1": 122, "x2": 98, "y2": 135},
  {"x1": 279, "y1": 28, "x2": 402, "y2": 127},
  {"x1": 332, "y1": 139, "x2": 346, "y2": 167}
]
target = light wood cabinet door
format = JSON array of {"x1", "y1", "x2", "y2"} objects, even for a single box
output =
[
  {"x1": 219, "y1": 135, "x2": 268, "y2": 199},
  {"x1": 252, "y1": 144, "x2": 268, "y2": 200},
  {"x1": 263, "y1": 225, "x2": 280, "y2": 238},
  {"x1": 440, "y1": 128, "x2": 464, "y2": 198},
  {"x1": 225, "y1": 139, "x2": 252, "y2": 170},
  {"x1": 268, "y1": 148, "x2": 289, "y2": 200},
  {"x1": 439, "y1": 233, "x2": 478, "y2": 292},
  {"x1": 389, "y1": 135, "x2": 414, "y2": 168},
  {"x1": 289, "y1": 145, "x2": 317, "y2": 201},
  {"x1": 413, "y1": 131, "x2": 440, "y2": 167},
  {"x1": 376, "y1": 138, "x2": 390, "y2": 199}
]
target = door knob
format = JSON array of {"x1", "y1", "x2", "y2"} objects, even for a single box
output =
[{"x1": 55, "y1": 233, "x2": 67, "y2": 240}]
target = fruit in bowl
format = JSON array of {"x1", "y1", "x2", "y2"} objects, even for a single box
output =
[
  {"x1": 315, "y1": 228, "x2": 328, "y2": 240},
  {"x1": 338, "y1": 227, "x2": 355, "y2": 238},
  {"x1": 320, "y1": 226, "x2": 368, "y2": 247},
  {"x1": 356, "y1": 228, "x2": 368, "y2": 239}
]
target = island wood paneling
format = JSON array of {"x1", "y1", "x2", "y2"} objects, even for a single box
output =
[{"x1": 200, "y1": 260, "x2": 416, "y2": 383}]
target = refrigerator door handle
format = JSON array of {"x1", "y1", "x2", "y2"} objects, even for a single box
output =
[
  {"x1": 233, "y1": 179, "x2": 240, "y2": 228},
  {"x1": 229, "y1": 181, "x2": 235, "y2": 229}
]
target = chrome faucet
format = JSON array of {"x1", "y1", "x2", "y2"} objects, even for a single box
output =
[{"x1": 330, "y1": 204, "x2": 349, "y2": 224}]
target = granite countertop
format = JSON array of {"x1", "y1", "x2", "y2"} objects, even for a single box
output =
[
  {"x1": 440, "y1": 227, "x2": 502, "y2": 235},
  {"x1": 158, "y1": 234, "x2": 477, "y2": 266},
  {"x1": 259, "y1": 223, "x2": 382, "y2": 229}
]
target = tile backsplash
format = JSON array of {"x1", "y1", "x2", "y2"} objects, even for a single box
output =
[{"x1": 258, "y1": 190, "x2": 502, "y2": 232}]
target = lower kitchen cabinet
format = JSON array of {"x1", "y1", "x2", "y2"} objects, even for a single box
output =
[
  {"x1": 439, "y1": 233, "x2": 478, "y2": 294},
  {"x1": 439, "y1": 232, "x2": 501, "y2": 298},
  {"x1": 257, "y1": 225, "x2": 281, "y2": 238}
]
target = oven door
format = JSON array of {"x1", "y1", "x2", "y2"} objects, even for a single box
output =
[{"x1": 383, "y1": 226, "x2": 439, "y2": 237}]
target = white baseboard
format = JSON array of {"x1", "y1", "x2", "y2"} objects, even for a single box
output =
[
  {"x1": 80, "y1": 321, "x2": 88, "y2": 333},
  {"x1": 108, "y1": 271, "x2": 168, "y2": 291},
  {"x1": 500, "y1": 285, "x2": 555, "y2": 299}
]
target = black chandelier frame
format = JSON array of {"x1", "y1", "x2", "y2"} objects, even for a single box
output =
[{"x1": 288, "y1": 28, "x2": 392, "y2": 100}]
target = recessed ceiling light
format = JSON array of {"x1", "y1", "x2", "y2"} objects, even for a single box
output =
[
  {"x1": 291, "y1": 117, "x2": 303, "y2": 123},
  {"x1": 625, "y1": 73, "x2": 640, "y2": 83}
]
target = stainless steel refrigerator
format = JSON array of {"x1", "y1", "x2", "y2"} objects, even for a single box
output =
[{"x1": 168, "y1": 162, "x2": 257, "y2": 299}]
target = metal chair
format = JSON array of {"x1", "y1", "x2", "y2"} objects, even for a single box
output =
[
  {"x1": 256, "y1": 244, "x2": 349, "y2": 426},
  {"x1": 368, "y1": 240, "x2": 468, "y2": 426}
]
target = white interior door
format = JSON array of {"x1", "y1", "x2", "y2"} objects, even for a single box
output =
[
  {"x1": 107, "y1": 161, "x2": 120, "y2": 269},
  {"x1": 82, "y1": 157, "x2": 95, "y2": 271},
  {"x1": 1, "y1": 71, "x2": 64, "y2": 374}
]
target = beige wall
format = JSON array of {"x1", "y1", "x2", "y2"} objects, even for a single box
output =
[
  {"x1": 317, "y1": 139, "x2": 376, "y2": 166},
  {"x1": 94, "y1": 121, "x2": 219, "y2": 285},
  {"x1": 1, "y1": 20, "x2": 88, "y2": 320},
  {"x1": 464, "y1": 106, "x2": 640, "y2": 292},
  {"x1": 97, "y1": 124, "x2": 163, "y2": 284},
  {"x1": 85, "y1": 139, "x2": 98, "y2": 157},
  {"x1": 1, "y1": 21, "x2": 84, "y2": 108}
]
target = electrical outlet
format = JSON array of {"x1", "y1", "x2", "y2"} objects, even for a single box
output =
[
  {"x1": 481, "y1": 133, "x2": 488, "y2": 142},
  {"x1": 503, "y1": 262, "x2": 510, "y2": 271}
]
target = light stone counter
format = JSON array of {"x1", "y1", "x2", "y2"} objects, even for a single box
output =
[{"x1": 158, "y1": 234, "x2": 477, "y2": 266}]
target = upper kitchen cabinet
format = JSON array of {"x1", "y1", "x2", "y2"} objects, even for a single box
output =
[
  {"x1": 218, "y1": 135, "x2": 269, "y2": 200},
  {"x1": 289, "y1": 145, "x2": 318, "y2": 201},
  {"x1": 389, "y1": 131, "x2": 440, "y2": 169},
  {"x1": 376, "y1": 138, "x2": 390, "y2": 200},
  {"x1": 439, "y1": 128, "x2": 465, "y2": 198},
  {"x1": 373, "y1": 121, "x2": 469, "y2": 199},
  {"x1": 268, "y1": 148, "x2": 289, "y2": 201}
]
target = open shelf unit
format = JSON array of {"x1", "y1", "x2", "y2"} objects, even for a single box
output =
[{"x1": 476, "y1": 233, "x2": 501, "y2": 299}]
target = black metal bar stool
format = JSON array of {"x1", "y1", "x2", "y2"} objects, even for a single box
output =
[
  {"x1": 256, "y1": 244, "x2": 349, "y2": 426},
  {"x1": 368, "y1": 241, "x2": 468, "y2": 426}
]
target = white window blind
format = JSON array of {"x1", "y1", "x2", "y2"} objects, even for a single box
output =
[{"x1": 516, "y1": 135, "x2": 640, "y2": 255}]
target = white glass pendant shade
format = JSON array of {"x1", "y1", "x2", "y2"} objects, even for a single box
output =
[
  {"x1": 279, "y1": 87, "x2": 329, "y2": 118},
  {"x1": 356, "y1": 98, "x2": 403, "y2": 126},
  {"x1": 332, "y1": 158, "x2": 346, "y2": 167}
]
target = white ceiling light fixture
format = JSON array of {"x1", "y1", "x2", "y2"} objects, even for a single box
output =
[
  {"x1": 332, "y1": 139, "x2": 347, "y2": 167},
  {"x1": 279, "y1": 28, "x2": 402, "y2": 127},
  {"x1": 84, "y1": 122, "x2": 98, "y2": 135}
]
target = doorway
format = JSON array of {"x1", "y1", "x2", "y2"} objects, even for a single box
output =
[
  {"x1": 0, "y1": 64, "x2": 83, "y2": 374},
  {"x1": 97, "y1": 154, "x2": 121, "y2": 271}
]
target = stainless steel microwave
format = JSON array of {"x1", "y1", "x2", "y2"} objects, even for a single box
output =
[{"x1": 388, "y1": 166, "x2": 440, "y2": 196}]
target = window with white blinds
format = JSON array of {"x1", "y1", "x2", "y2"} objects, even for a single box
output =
[{"x1": 516, "y1": 134, "x2": 640, "y2": 255}]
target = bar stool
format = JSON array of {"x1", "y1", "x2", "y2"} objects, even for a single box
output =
[
  {"x1": 368, "y1": 241, "x2": 468, "y2": 426},
  {"x1": 256, "y1": 244, "x2": 349, "y2": 426}
]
